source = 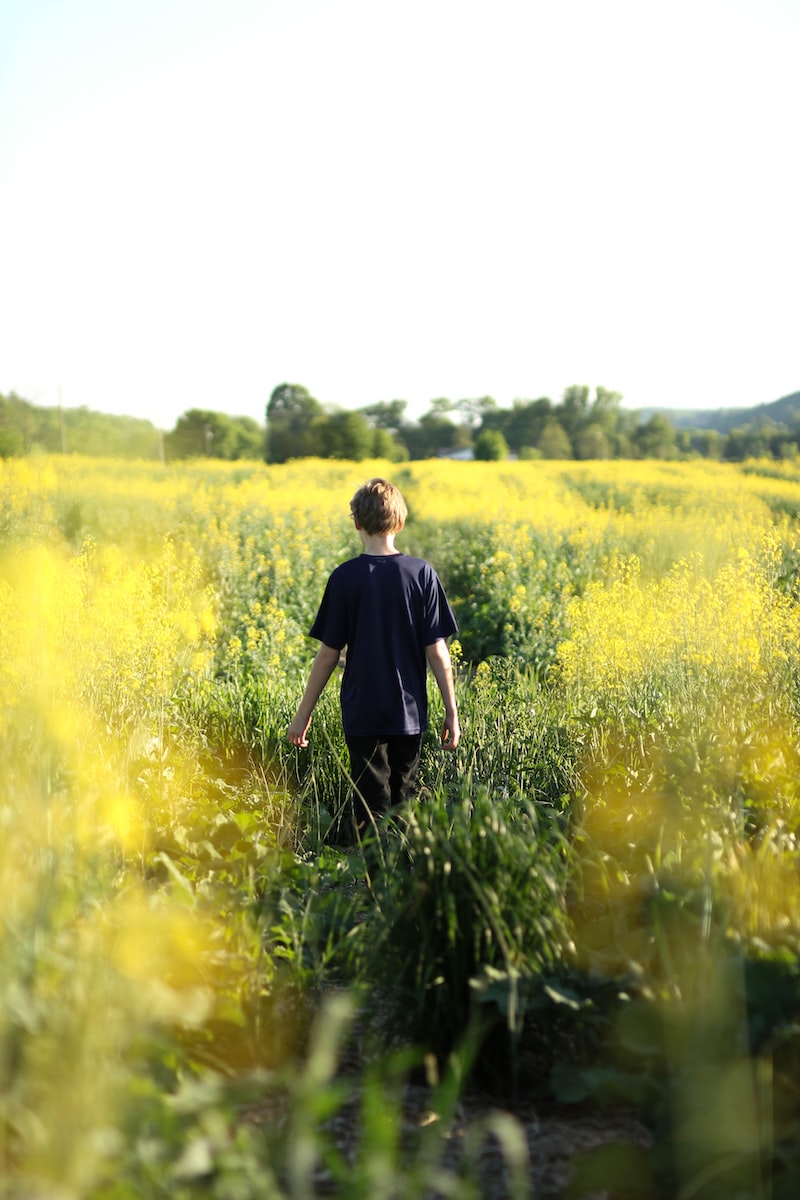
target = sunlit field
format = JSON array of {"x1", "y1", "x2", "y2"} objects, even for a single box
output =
[{"x1": 4, "y1": 453, "x2": 800, "y2": 1198}]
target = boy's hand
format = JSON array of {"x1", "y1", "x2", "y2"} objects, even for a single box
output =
[
  {"x1": 287, "y1": 645, "x2": 340, "y2": 747},
  {"x1": 440, "y1": 714, "x2": 461, "y2": 750},
  {"x1": 287, "y1": 713, "x2": 311, "y2": 747}
]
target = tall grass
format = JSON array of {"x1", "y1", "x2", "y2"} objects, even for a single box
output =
[{"x1": 4, "y1": 453, "x2": 800, "y2": 1196}]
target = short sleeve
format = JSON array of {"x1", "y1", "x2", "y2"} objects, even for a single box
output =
[
  {"x1": 308, "y1": 572, "x2": 348, "y2": 649},
  {"x1": 422, "y1": 567, "x2": 458, "y2": 644}
]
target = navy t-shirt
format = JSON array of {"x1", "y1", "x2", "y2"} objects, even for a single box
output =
[{"x1": 309, "y1": 553, "x2": 458, "y2": 737}]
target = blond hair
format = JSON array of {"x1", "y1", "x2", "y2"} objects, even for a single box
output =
[{"x1": 349, "y1": 478, "x2": 408, "y2": 535}]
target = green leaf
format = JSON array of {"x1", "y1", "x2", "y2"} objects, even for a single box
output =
[{"x1": 566, "y1": 1141, "x2": 654, "y2": 1200}]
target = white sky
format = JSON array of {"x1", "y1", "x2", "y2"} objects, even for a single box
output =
[{"x1": 1, "y1": 0, "x2": 798, "y2": 430}]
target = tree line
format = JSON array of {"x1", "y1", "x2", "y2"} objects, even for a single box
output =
[
  {"x1": 2, "y1": 384, "x2": 799, "y2": 464},
  {"x1": 262, "y1": 383, "x2": 800, "y2": 463}
]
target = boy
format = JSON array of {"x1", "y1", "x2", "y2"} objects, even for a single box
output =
[{"x1": 287, "y1": 477, "x2": 460, "y2": 834}]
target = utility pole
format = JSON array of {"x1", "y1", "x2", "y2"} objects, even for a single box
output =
[{"x1": 59, "y1": 385, "x2": 66, "y2": 453}]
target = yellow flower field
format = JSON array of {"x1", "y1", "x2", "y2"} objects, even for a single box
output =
[{"x1": 3, "y1": 452, "x2": 800, "y2": 1196}]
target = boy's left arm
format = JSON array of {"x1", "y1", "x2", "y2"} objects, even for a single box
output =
[{"x1": 425, "y1": 639, "x2": 461, "y2": 749}]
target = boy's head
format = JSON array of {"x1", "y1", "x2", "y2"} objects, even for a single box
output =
[{"x1": 349, "y1": 478, "x2": 408, "y2": 536}]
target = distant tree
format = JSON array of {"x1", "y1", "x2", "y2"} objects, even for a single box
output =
[
  {"x1": 770, "y1": 432, "x2": 799, "y2": 459},
  {"x1": 575, "y1": 422, "x2": 610, "y2": 460},
  {"x1": 721, "y1": 424, "x2": 785, "y2": 461},
  {"x1": 722, "y1": 428, "x2": 751, "y2": 461},
  {"x1": 359, "y1": 400, "x2": 408, "y2": 436},
  {"x1": 588, "y1": 387, "x2": 627, "y2": 452},
  {"x1": 319, "y1": 410, "x2": 375, "y2": 461},
  {"x1": 0, "y1": 425, "x2": 24, "y2": 457},
  {"x1": 612, "y1": 414, "x2": 638, "y2": 458},
  {"x1": 0, "y1": 395, "x2": 31, "y2": 455},
  {"x1": 372, "y1": 427, "x2": 409, "y2": 461},
  {"x1": 167, "y1": 410, "x2": 216, "y2": 459},
  {"x1": 266, "y1": 383, "x2": 324, "y2": 462},
  {"x1": 473, "y1": 429, "x2": 508, "y2": 461},
  {"x1": 689, "y1": 429, "x2": 724, "y2": 459},
  {"x1": 68, "y1": 409, "x2": 163, "y2": 458},
  {"x1": 454, "y1": 396, "x2": 497, "y2": 429},
  {"x1": 359, "y1": 400, "x2": 411, "y2": 458},
  {"x1": 760, "y1": 422, "x2": 795, "y2": 459},
  {"x1": 475, "y1": 406, "x2": 509, "y2": 443},
  {"x1": 537, "y1": 418, "x2": 572, "y2": 459},
  {"x1": 165, "y1": 410, "x2": 261, "y2": 460},
  {"x1": 634, "y1": 413, "x2": 677, "y2": 459},
  {"x1": 0, "y1": 394, "x2": 32, "y2": 448},
  {"x1": 591, "y1": 387, "x2": 623, "y2": 426},
  {"x1": 401, "y1": 402, "x2": 472, "y2": 459},
  {"x1": 230, "y1": 416, "x2": 266, "y2": 459},
  {"x1": 675, "y1": 430, "x2": 693, "y2": 456},
  {"x1": 482, "y1": 397, "x2": 553, "y2": 454},
  {"x1": 558, "y1": 385, "x2": 591, "y2": 442},
  {"x1": 400, "y1": 414, "x2": 451, "y2": 459}
]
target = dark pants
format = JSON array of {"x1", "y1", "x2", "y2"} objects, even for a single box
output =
[{"x1": 345, "y1": 734, "x2": 422, "y2": 833}]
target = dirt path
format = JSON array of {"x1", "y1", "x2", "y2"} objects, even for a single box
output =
[{"x1": 241, "y1": 1076, "x2": 652, "y2": 1198}]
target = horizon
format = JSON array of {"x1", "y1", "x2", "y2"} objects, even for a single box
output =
[
  {"x1": 7, "y1": 382, "x2": 800, "y2": 434},
  {"x1": 1, "y1": 0, "x2": 798, "y2": 430}
]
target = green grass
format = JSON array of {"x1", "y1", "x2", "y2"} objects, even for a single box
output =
[{"x1": 6, "y1": 459, "x2": 800, "y2": 1197}]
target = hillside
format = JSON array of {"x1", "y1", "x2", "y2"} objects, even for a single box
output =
[
  {"x1": 650, "y1": 390, "x2": 800, "y2": 434},
  {"x1": 0, "y1": 393, "x2": 163, "y2": 459}
]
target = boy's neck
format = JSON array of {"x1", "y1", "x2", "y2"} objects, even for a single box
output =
[{"x1": 358, "y1": 530, "x2": 401, "y2": 556}]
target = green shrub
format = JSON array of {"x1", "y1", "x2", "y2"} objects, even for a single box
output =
[{"x1": 349, "y1": 786, "x2": 573, "y2": 1061}]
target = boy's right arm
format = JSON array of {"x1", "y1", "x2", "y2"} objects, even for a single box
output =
[{"x1": 287, "y1": 643, "x2": 341, "y2": 747}]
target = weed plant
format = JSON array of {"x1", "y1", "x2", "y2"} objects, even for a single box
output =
[{"x1": 349, "y1": 787, "x2": 573, "y2": 1056}]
